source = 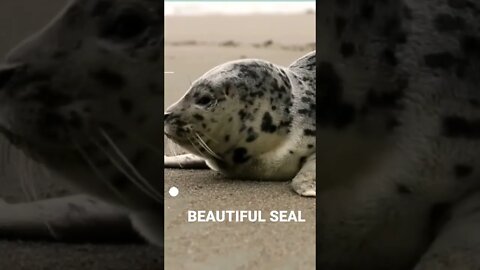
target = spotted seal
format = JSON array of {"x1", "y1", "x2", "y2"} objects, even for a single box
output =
[{"x1": 164, "y1": 51, "x2": 316, "y2": 196}]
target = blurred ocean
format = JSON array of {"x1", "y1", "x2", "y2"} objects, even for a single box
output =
[{"x1": 165, "y1": 1, "x2": 316, "y2": 16}]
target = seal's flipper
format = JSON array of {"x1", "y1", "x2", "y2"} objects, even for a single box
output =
[
  {"x1": 291, "y1": 154, "x2": 316, "y2": 197},
  {"x1": 164, "y1": 154, "x2": 208, "y2": 169},
  {"x1": 0, "y1": 195, "x2": 143, "y2": 243}
]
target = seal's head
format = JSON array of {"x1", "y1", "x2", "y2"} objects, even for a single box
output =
[{"x1": 165, "y1": 59, "x2": 294, "y2": 167}]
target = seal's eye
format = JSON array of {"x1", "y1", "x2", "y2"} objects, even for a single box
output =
[
  {"x1": 196, "y1": 96, "x2": 212, "y2": 106},
  {"x1": 104, "y1": 11, "x2": 149, "y2": 40}
]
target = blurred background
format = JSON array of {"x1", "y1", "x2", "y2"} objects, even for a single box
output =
[
  {"x1": 0, "y1": 1, "x2": 316, "y2": 269},
  {"x1": 0, "y1": 3, "x2": 163, "y2": 270}
]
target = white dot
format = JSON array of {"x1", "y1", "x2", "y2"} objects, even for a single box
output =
[{"x1": 169, "y1": 186, "x2": 179, "y2": 197}]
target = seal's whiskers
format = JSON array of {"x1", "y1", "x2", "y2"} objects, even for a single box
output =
[
  {"x1": 166, "y1": 138, "x2": 184, "y2": 168},
  {"x1": 194, "y1": 132, "x2": 222, "y2": 160},
  {"x1": 97, "y1": 129, "x2": 163, "y2": 202},
  {"x1": 187, "y1": 136, "x2": 207, "y2": 158},
  {"x1": 198, "y1": 131, "x2": 219, "y2": 144},
  {"x1": 73, "y1": 139, "x2": 130, "y2": 205}
]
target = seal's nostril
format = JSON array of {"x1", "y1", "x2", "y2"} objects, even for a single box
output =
[
  {"x1": 0, "y1": 64, "x2": 23, "y2": 89},
  {"x1": 164, "y1": 112, "x2": 171, "y2": 121}
]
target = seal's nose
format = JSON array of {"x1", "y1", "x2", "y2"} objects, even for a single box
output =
[
  {"x1": 164, "y1": 112, "x2": 172, "y2": 121},
  {"x1": 0, "y1": 64, "x2": 23, "y2": 89}
]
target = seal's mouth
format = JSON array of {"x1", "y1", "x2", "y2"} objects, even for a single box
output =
[
  {"x1": 164, "y1": 121, "x2": 192, "y2": 143},
  {"x1": 164, "y1": 131, "x2": 191, "y2": 148},
  {"x1": 166, "y1": 129, "x2": 225, "y2": 163}
]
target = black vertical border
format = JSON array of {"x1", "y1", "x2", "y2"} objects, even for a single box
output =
[{"x1": 160, "y1": 0, "x2": 166, "y2": 266}]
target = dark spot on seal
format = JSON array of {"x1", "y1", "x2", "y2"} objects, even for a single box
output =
[
  {"x1": 455, "y1": 58, "x2": 469, "y2": 78},
  {"x1": 340, "y1": 42, "x2": 356, "y2": 58},
  {"x1": 246, "y1": 127, "x2": 258, "y2": 142},
  {"x1": 22, "y1": 85, "x2": 72, "y2": 107},
  {"x1": 261, "y1": 112, "x2": 277, "y2": 133},
  {"x1": 433, "y1": 14, "x2": 466, "y2": 32},
  {"x1": 403, "y1": 6, "x2": 413, "y2": 20},
  {"x1": 41, "y1": 112, "x2": 66, "y2": 129},
  {"x1": 298, "y1": 109, "x2": 310, "y2": 115},
  {"x1": 395, "y1": 31, "x2": 408, "y2": 44},
  {"x1": 246, "y1": 134, "x2": 257, "y2": 142},
  {"x1": 380, "y1": 16, "x2": 402, "y2": 38},
  {"x1": 396, "y1": 184, "x2": 412, "y2": 195},
  {"x1": 454, "y1": 164, "x2": 473, "y2": 178},
  {"x1": 232, "y1": 147, "x2": 250, "y2": 163},
  {"x1": 448, "y1": 0, "x2": 469, "y2": 9},
  {"x1": 364, "y1": 88, "x2": 404, "y2": 110},
  {"x1": 52, "y1": 50, "x2": 68, "y2": 59},
  {"x1": 90, "y1": 68, "x2": 126, "y2": 90},
  {"x1": 360, "y1": 3, "x2": 375, "y2": 20},
  {"x1": 224, "y1": 135, "x2": 230, "y2": 142},
  {"x1": 193, "y1": 114, "x2": 204, "y2": 121},
  {"x1": 381, "y1": 49, "x2": 398, "y2": 66},
  {"x1": 442, "y1": 116, "x2": 480, "y2": 139},
  {"x1": 460, "y1": 35, "x2": 480, "y2": 56},
  {"x1": 317, "y1": 61, "x2": 356, "y2": 129},
  {"x1": 301, "y1": 97, "x2": 313, "y2": 103},
  {"x1": 239, "y1": 110, "x2": 248, "y2": 121},
  {"x1": 119, "y1": 98, "x2": 133, "y2": 114},
  {"x1": 424, "y1": 52, "x2": 455, "y2": 69},
  {"x1": 386, "y1": 117, "x2": 401, "y2": 130},
  {"x1": 304, "y1": 129, "x2": 316, "y2": 136}
]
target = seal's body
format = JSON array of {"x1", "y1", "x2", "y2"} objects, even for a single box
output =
[{"x1": 164, "y1": 51, "x2": 316, "y2": 196}]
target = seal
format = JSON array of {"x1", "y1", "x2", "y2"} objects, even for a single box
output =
[{"x1": 164, "y1": 51, "x2": 316, "y2": 196}]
